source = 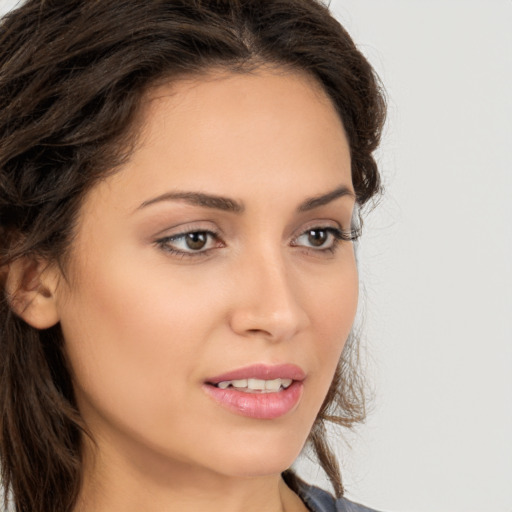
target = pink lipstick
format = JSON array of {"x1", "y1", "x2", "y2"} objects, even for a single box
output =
[{"x1": 203, "y1": 364, "x2": 305, "y2": 420}]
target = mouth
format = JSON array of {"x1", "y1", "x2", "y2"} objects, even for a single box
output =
[
  {"x1": 203, "y1": 364, "x2": 305, "y2": 419},
  {"x1": 211, "y1": 377, "x2": 293, "y2": 393}
]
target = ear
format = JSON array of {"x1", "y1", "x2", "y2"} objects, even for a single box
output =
[{"x1": 4, "y1": 257, "x2": 61, "y2": 329}]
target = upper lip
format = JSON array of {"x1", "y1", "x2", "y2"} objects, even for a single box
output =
[{"x1": 205, "y1": 363, "x2": 306, "y2": 385}]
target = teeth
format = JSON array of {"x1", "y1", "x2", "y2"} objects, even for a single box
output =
[
  {"x1": 265, "y1": 379, "x2": 281, "y2": 392},
  {"x1": 247, "y1": 378, "x2": 266, "y2": 390},
  {"x1": 215, "y1": 378, "x2": 293, "y2": 392},
  {"x1": 280, "y1": 378, "x2": 292, "y2": 389}
]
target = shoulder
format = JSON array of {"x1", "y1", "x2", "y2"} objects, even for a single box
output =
[{"x1": 295, "y1": 479, "x2": 385, "y2": 512}]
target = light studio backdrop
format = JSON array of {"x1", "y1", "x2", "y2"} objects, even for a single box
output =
[{"x1": 1, "y1": 1, "x2": 511, "y2": 512}]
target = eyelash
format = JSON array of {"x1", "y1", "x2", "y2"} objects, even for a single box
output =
[
  {"x1": 155, "y1": 226, "x2": 359, "y2": 259},
  {"x1": 155, "y1": 229, "x2": 222, "y2": 259},
  {"x1": 291, "y1": 227, "x2": 358, "y2": 255}
]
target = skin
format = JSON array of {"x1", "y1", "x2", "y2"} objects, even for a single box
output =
[{"x1": 39, "y1": 68, "x2": 358, "y2": 511}]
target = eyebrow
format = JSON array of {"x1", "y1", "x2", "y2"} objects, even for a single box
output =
[
  {"x1": 137, "y1": 185, "x2": 355, "y2": 214},
  {"x1": 138, "y1": 191, "x2": 244, "y2": 213},
  {"x1": 297, "y1": 185, "x2": 355, "y2": 212}
]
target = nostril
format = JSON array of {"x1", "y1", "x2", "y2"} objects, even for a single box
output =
[{"x1": 247, "y1": 328, "x2": 271, "y2": 335}]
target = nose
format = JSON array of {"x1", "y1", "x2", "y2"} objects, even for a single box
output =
[{"x1": 228, "y1": 250, "x2": 310, "y2": 342}]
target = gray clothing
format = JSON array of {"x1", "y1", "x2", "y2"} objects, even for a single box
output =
[{"x1": 296, "y1": 480, "x2": 383, "y2": 512}]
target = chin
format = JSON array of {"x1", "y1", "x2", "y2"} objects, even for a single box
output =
[{"x1": 203, "y1": 430, "x2": 307, "y2": 479}]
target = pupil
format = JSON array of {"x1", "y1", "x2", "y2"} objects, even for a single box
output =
[
  {"x1": 308, "y1": 229, "x2": 327, "y2": 247},
  {"x1": 186, "y1": 232, "x2": 207, "y2": 250}
]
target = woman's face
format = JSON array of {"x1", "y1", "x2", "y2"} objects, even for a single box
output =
[{"x1": 54, "y1": 69, "x2": 358, "y2": 481}]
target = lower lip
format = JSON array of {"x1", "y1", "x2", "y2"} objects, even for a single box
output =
[{"x1": 202, "y1": 381, "x2": 303, "y2": 420}]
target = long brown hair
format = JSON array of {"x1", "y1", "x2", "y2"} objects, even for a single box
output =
[{"x1": 0, "y1": 1, "x2": 386, "y2": 510}]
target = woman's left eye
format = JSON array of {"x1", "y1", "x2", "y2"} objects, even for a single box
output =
[
  {"x1": 156, "y1": 230, "x2": 220, "y2": 256},
  {"x1": 292, "y1": 227, "x2": 351, "y2": 252}
]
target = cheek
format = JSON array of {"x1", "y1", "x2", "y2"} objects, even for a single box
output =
[
  {"x1": 310, "y1": 256, "x2": 358, "y2": 347},
  {"x1": 57, "y1": 252, "x2": 220, "y2": 431},
  {"x1": 297, "y1": 257, "x2": 359, "y2": 416}
]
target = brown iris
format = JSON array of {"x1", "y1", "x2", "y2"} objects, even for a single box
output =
[
  {"x1": 307, "y1": 229, "x2": 328, "y2": 247},
  {"x1": 185, "y1": 232, "x2": 208, "y2": 250}
]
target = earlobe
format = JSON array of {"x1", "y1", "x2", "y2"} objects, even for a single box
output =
[{"x1": 5, "y1": 257, "x2": 61, "y2": 329}]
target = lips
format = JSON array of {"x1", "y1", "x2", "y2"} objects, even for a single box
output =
[
  {"x1": 205, "y1": 363, "x2": 306, "y2": 384},
  {"x1": 203, "y1": 364, "x2": 305, "y2": 420}
]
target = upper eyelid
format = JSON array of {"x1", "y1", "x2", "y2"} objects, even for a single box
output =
[
  {"x1": 153, "y1": 216, "x2": 356, "y2": 246},
  {"x1": 153, "y1": 220, "x2": 222, "y2": 238},
  {"x1": 163, "y1": 226, "x2": 348, "y2": 249},
  {"x1": 166, "y1": 229, "x2": 218, "y2": 240},
  {"x1": 158, "y1": 229, "x2": 220, "y2": 245},
  {"x1": 155, "y1": 221, "x2": 352, "y2": 241},
  {"x1": 293, "y1": 219, "x2": 341, "y2": 233}
]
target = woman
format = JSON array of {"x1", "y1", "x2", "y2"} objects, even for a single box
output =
[{"x1": 0, "y1": 1, "x2": 386, "y2": 511}]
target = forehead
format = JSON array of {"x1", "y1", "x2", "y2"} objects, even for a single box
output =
[
  {"x1": 131, "y1": 68, "x2": 348, "y2": 182},
  {"x1": 144, "y1": 66, "x2": 340, "y2": 123},
  {"x1": 76, "y1": 68, "x2": 351, "y2": 223}
]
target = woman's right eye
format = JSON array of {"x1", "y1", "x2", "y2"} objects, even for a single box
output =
[{"x1": 155, "y1": 230, "x2": 221, "y2": 257}]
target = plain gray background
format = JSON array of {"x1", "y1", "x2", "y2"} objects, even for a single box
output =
[{"x1": 1, "y1": 1, "x2": 511, "y2": 511}]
